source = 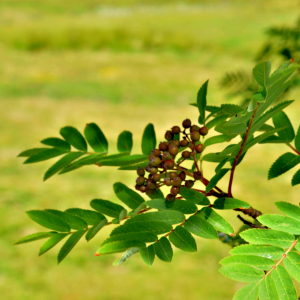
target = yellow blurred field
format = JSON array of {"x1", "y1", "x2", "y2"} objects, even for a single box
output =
[{"x1": 1, "y1": 1, "x2": 300, "y2": 299}]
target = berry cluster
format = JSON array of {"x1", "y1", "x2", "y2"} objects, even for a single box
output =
[{"x1": 135, "y1": 119, "x2": 209, "y2": 202}]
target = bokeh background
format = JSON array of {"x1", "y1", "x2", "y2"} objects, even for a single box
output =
[{"x1": 2, "y1": 0, "x2": 300, "y2": 299}]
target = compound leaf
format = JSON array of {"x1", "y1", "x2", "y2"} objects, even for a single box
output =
[
  {"x1": 140, "y1": 245, "x2": 155, "y2": 266},
  {"x1": 179, "y1": 187, "x2": 210, "y2": 205},
  {"x1": 142, "y1": 123, "x2": 156, "y2": 155},
  {"x1": 90, "y1": 199, "x2": 126, "y2": 219},
  {"x1": 15, "y1": 232, "x2": 57, "y2": 245},
  {"x1": 85, "y1": 219, "x2": 108, "y2": 241},
  {"x1": 259, "y1": 277, "x2": 279, "y2": 300},
  {"x1": 220, "y1": 255, "x2": 274, "y2": 270},
  {"x1": 257, "y1": 215, "x2": 300, "y2": 234},
  {"x1": 65, "y1": 208, "x2": 106, "y2": 226},
  {"x1": 233, "y1": 283, "x2": 260, "y2": 300},
  {"x1": 292, "y1": 169, "x2": 300, "y2": 186},
  {"x1": 41, "y1": 137, "x2": 71, "y2": 151},
  {"x1": 117, "y1": 131, "x2": 133, "y2": 153},
  {"x1": 275, "y1": 202, "x2": 300, "y2": 221},
  {"x1": 96, "y1": 240, "x2": 145, "y2": 256},
  {"x1": 60, "y1": 126, "x2": 87, "y2": 151},
  {"x1": 169, "y1": 226, "x2": 197, "y2": 252},
  {"x1": 24, "y1": 148, "x2": 69, "y2": 164},
  {"x1": 272, "y1": 111, "x2": 295, "y2": 142},
  {"x1": 197, "y1": 80, "x2": 208, "y2": 124},
  {"x1": 39, "y1": 233, "x2": 69, "y2": 256},
  {"x1": 153, "y1": 237, "x2": 173, "y2": 262},
  {"x1": 284, "y1": 252, "x2": 300, "y2": 282}
]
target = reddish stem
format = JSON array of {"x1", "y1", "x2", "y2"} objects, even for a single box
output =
[{"x1": 287, "y1": 143, "x2": 300, "y2": 155}]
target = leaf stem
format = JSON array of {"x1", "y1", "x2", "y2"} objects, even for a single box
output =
[{"x1": 286, "y1": 143, "x2": 300, "y2": 156}]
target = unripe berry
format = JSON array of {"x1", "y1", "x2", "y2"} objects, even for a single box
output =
[
  {"x1": 166, "y1": 194, "x2": 175, "y2": 202},
  {"x1": 162, "y1": 151, "x2": 172, "y2": 161},
  {"x1": 159, "y1": 141, "x2": 168, "y2": 151},
  {"x1": 199, "y1": 126, "x2": 209, "y2": 136},
  {"x1": 164, "y1": 178, "x2": 172, "y2": 186},
  {"x1": 179, "y1": 171, "x2": 186, "y2": 181},
  {"x1": 172, "y1": 177, "x2": 182, "y2": 187},
  {"x1": 145, "y1": 165, "x2": 152, "y2": 173},
  {"x1": 137, "y1": 167, "x2": 145, "y2": 176},
  {"x1": 174, "y1": 140, "x2": 180, "y2": 147},
  {"x1": 185, "y1": 180, "x2": 194, "y2": 188},
  {"x1": 152, "y1": 174, "x2": 161, "y2": 182},
  {"x1": 140, "y1": 185, "x2": 147, "y2": 192},
  {"x1": 152, "y1": 149, "x2": 161, "y2": 157},
  {"x1": 170, "y1": 186, "x2": 180, "y2": 196},
  {"x1": 149, "y1": 156, "x2": 161, "y2": 167},
  {"x1": 169, "y1": 172, "x2": 177, "y2": 180},
  {"x1": 172, "y1": 126, "x2": 181, "y2": 134},
  {"x1": 136, "y1": 176, "x2": 145, "y2": 185},
  {"x1": 191, "y1": 131, "x2": 200, "y2": 141},
  {"x1": 180, "y1": 139, "x2": 189, "y2": 147},
  {"x1": 147, "y1": 181, "x2": 157, "y2": 190},
  {"x1": 164, "y1": 159, "x2": 175, "y2": 169},
  {"x1": 169, "y1": 145, "x2": 179, "y2": 156},
  {"x1": 193, "y1": 171, "x2": 202, "y2": 180},
  {"x1": 146, "y1": 188, "x2": 155, "y2": 195},
  {"x1": 182, "y1": 119, "x2": 191, "y2": 128},
  {"x1": 149, "y1": 167, "x2": 158, "y2": 175},
  {"x1": 165, "y1": 130, "x2": 174, "y2": 141},
  {"x1": 195, "y1": 143, "x2": 204, "y2": 153},
  {"x1": 190, "y1": 125, "x2": 200, "y2": 133},
  {"x1": 182, "y1": 151, "x2": 191, "y2": 159}
]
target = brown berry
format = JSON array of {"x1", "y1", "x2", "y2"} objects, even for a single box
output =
[
  {"x1": 166, "y1": 194, "x2": 175, "y2": 202},
  {"x1": 182, "y1": 119, "x2": 191, "y2": 128},
  {"x1": 136, "y1": 176, "x2": 145, "y2": 185},
  {"x1": 172, "y1": 177, "x2": 182, "y2": 187},
  {"x1": 152, "y1": 174, "x2": 161, "y2": 182},
  {"x1": 191, "y1": 131, "x2": 200, "y2": 141},
  {"x1": 169, "y1": 172, "x2": 177, "y2": 180},
  {"x1": 135, "y1": 184, "x2": 141, "y2": 191},
  {"x1": 149, "y1": 156, "x2": 161, "y2": 167},
  {"x1": 195, "y1": 143, "x2": 204, "y2": 153},
  {"x1": 165, "y1": 130, "x2": 174, "y2": 141},
  {"x1": 182, "y1": 151, "x2": 191, "y2": 159},
  {"x1": 179, "y1": 171, "x2": 186, "y2": 181},
  {"x1": 159, "y1": 142, "x2": 168, "y2": 151},
  {"x1": 199, "y1": 126, "x2": 209, "y2": 136},
  {"x1": 170, "y1": 186, "x2": 180, "y2": 196},
  {"x1": 164, "y1": 159, "x2": 175, "y2": 169},
  {"x1": 162, "y1": 151, "x2": 172, "y2": 161},
  {"x1": 137, "y1": 167, "x2": 145, "y2": 176},
  {"x1": 185, "y1": 180, "x2": 194, "y2": 188},
  {"x1": 169, "y1": 145, "x2": 179, "y2": 156},
  {"x1": 190, "y1": 125, "x2": 200, "y2": 133},
  {"x1": 172, "y1": 126, "x2": 181, "y2": 134},
  {"x1": 180, "y1": 139, "x2": 189, "y2": 147},
  {"x1": 152, "y1": 149, "x2": 161, "y2": 157},
  {"x1": 149, "y1": 167, "x2": 158, "y2": 175},
  {"x1": 140, "y1": 185, "x2": 147, "y2": 192},
  {"x1": 164, "y1": 178, "x2": 172, "y2": 186},
  {"x1": 174, "y1": 140, "x2": 180, "y2": 147},
  {"x1": 146, "y1": 188, "x2": 155, "y2": 195},
  {"x1": 145, "y1": 165, "x2": 152, "y2": 173},
  {"x1": 193, "y1": 171, "x2": 202, "y2": 180},
  {"x1": 147, "y1": 181, "x2": 157, "y2": 190}
]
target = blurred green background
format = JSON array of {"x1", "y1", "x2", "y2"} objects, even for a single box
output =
[{"x1": 2, "y1": 0, "x2": 300, "y2": 299}]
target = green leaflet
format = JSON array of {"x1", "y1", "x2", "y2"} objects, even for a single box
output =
[
  {"x1": 128, "y1": 202, "x2": 147, "y2": 217},
  {"x1": 84, "y1": 123, "x2": 108, "y2": 153},
  {"x1": 60, "y1": 126, "x2": 87, "y2": 151},
  {"x1": 169, "y1": 226, "x2": 197, "y2": 252},
  {"x1": 18, "y1": 148, "x2": 49, "y2": 157},
  {"x1": 154, "y1": 237, "x2": 173, "y2": 262},
  {"x1": 268, "y1": 153, "x2": 300, "y2": 180},
  {"x1": 204, "y1": 135, "x2": 231, "y2": 147},
  {"x1": 272, "y1": 265, "x2": 298, "y2": 300},
  {"x1": 117, "y1": 131, "x2": 133, "y2": 153},
  {"x1": 206, "y1": 115, "x2": 229, "y2": 130},
  {"x1": 213, "y1": 198, "x2": 250, "y2": 210},
  {"x1": 233, "y1": 283, "x2": 260, "y2": 300},
  {"x1": 179, "y1": 187, "x2": 210, "y2": 205},
  {"x1": 125, "y1": 211, "x2": 185, "y2": 225},
  {"x1": 118, "y1": 161, "x2": 149, "y2": 170},
  {"x1": 220, "y1": 255, "x2": 274, "y2": 271},
  {"x1": 26, "y1": 210, "x2": 70, "y2": 232},
  {"x1": 98, "y1": 154, "x2": 147, "y2": 166},
  {"x1": 240, "y1": 229, "x2": 295, "y2": 248},
  {"x1": 292, "y1": 169, "x2": 300, "y2": 186},
  {"x1": 85, "y1": 219, "x2": 108, "y2": 241},
  {"x1": 15, "y1": 232, "x2": 57, "y2": 245},
  {"x1": 253, "y1": 61, "x2": 271, "y2": 87},
  {"x1": 141, "y1": 123, "x2": 156, "y2": 155},
  {"x1": 140, "y1": 245, "x2": 155, "y2": 266},
  {"x1": 114, "y1": 247, "x2": 140, "y2": 266},
  {"x1": 275, "y1": 202, "x2": 300, "y2": 221},
  {"x1": 267, "y1": 63, "x2": 300, "y2": 88},
  {"x1": 198, "y1": 207, "x2": 234, "y2": 235},
  {"x1": 24, "y1": 148, "x2": 69, "y2": 164},
  {"x1": 90, "y1": 199, "x2": 126, "y2": 219},
  {"x1": 272, "y1": 111, "x2": 295, "y2": 142},
  {"x1": 44, "y1": 152, "x2": 84, "y2": 180},
  {"x1": 202, "y1": 153, "x2": 229, "y2": 163},
  {"x1": 147, "y1": 188, "x2": 164, "y2": 200},
  {"x1": 259, "y1": 277, "x2": 279, "y2": 300},
  {"x1": 295, "y1": 126, "x2": 300, "y2": 152},
  {"x1": 39, "y1": 233, "x2": 69, "y2": 256},
  {"x1": 110, "y1": 221, "x2": 172, "y2": 236},
  {"x1": 146, "y1": 199, "x2": 197, "y2": 214},
  {"x1": 259, "y1": 135, "x2": 290, "y2": 144},
  {"x1": 215, "y1": 157, "x2": 229, "y2": 173},
  {"x1": 102, "y1": 232, "x2": 158, "y2": 245},
  {"x1": 219, "y1": 262, "x2": 264, "y2": 283},
  {"x1": 183, "y1": 215, "x2": 218, "y2": 239},
  {"x1": 230, "y1": 244, "x2": 285, "y2": 260},
  {"x1": 284, "y1": 252, "x2": 300, "y2": 282},
  {"x1": 96, "y1": 240, "x2": 145, "y2": 255},
  {"x1": 215, "y1": 122, "x2": 247, "y2": 135},
  {"x1": 57, "y1": 230, "x2": 86, "y2": 263},
  {"x1": 41, "y1": 137, "x2": 71, "y2": 151},
  {"x1": 65, "y1": 208, "x2": 106, "y2": 225},
  {"x1": 45, "y1": 209, "x2": 87, "y2": 230},
  {"x1": 113, "y1": 182, "x2": 145, "y2": 210},
  {"x1": 197, "y1": 80, "x2": 208, "y2": 125},
  {"x1": 206, "y1": 168, "x2": 230, "y2": 193}
]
